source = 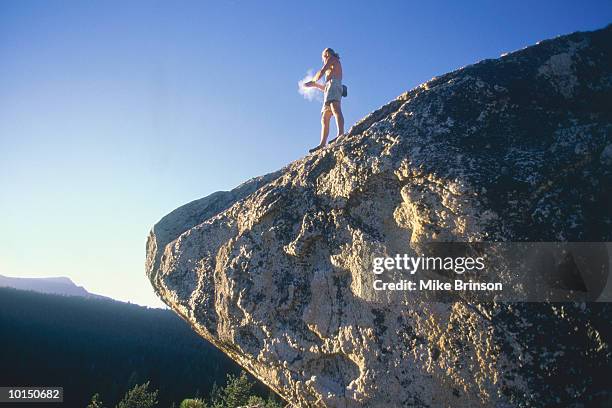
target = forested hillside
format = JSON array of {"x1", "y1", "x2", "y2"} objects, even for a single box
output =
[{"x1": 0, "y1": 288, "x2": 273, "y2": 407}]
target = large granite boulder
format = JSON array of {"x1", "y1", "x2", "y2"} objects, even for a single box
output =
[{"x1": 146, "y1": 25, "x2": 612, "y2": 407}]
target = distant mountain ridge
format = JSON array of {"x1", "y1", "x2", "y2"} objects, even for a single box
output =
[{"x1": 0, "y1": 274, "x2": 109, "y2": 299}]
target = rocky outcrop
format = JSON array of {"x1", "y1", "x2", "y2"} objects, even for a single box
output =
[{"x1": 146, "y1": 26, "x2": 612, "y2": 407}]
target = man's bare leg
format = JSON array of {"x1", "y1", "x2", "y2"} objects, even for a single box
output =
[
  {"x1": 310, "y1": 109, "x2": 333, "y2": 152},
  {"x1": 330, "y1": 100, "x2": 344, "y2": 139},
  {"x1": 321, "y1": 108, "x2": 333, "y2": 145}
]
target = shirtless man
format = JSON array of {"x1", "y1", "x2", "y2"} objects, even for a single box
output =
[{"x1": 304, "y1": 48, "x2": 344, "y2": 153}]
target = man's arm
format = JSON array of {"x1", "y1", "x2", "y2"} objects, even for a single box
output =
[
  {"x1": 304, "y1": 81, "x2": 325, "y2": 90},
  {"x1": 312, "y1": 59, "x2": 333, "y2": 82}
]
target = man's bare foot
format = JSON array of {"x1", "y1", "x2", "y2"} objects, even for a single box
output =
[
  {"x1": 309, "y1": 144, "x2": 324, "y2": 153},
  {"x1": 328, "y1": 133, "x2": 344, "y2": 144}
]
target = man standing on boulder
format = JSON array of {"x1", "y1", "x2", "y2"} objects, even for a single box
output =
[{"x1": 304, "y1": 48, "x2": 344, "y2": 153}]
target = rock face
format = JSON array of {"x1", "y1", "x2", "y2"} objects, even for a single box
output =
[{"x1": 147, "y1": 26, "x2": 612, "y2": 407}]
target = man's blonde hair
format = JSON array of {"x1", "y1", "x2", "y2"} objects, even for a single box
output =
[{"x1": 323, "y1": 47, "x2": 340, "y2": 59}]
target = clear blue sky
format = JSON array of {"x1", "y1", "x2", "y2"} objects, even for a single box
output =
[{"x1": 1, "y1": 1, "x2": 610, "y2": 307}]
